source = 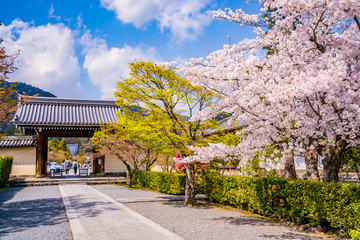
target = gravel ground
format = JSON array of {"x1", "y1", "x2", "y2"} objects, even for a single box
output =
[
  {"x1": 92, "y1": 184, "x2": 164, "y2": 199},
  {"x1": 0, "y1": 186, "x2": 72, "y2": 240},
  {"x1": 93, "y1": 185, "x2": 339, "y2": 240}
]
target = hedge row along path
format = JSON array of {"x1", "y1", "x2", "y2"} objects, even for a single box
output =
[{"x1": 0, "y1": 184, "x2": 339, "y2": 240}]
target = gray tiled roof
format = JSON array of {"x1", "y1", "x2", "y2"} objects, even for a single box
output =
[
  {"x1": 14, "y1": 97, "x2": 120, "y2": 127},
  {"x1": 0, "y1": 136, "x2": 37, "y2": 148}
]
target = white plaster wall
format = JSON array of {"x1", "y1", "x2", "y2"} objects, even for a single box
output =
[
  {"x1": 0, "y1": 147, "x2": 36, "y2": 176},
  {"x1": 104, "y1": 154, "x2": 128, "y2": 173},
  {"x1": 10, "y1": 164, "x2": 36, "y2": 176}
]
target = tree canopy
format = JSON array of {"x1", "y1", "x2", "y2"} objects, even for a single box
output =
[
  {"x1": 176, "y1": 0, "x2": 360, "y2": 182},
  {"x1": 115, "y1": 60, "x2": 220, "y2": 156}
]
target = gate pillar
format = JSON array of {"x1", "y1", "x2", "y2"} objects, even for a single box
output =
[{"x1": 36, "y1": 130, "x2": 48, "y2": 177}]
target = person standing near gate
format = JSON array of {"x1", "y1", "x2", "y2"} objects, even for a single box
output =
[
  {"x1": 64, "y1": 158, "x2": 70, "y2": 174},
  {"x1": 73, "y1": 160, "x2": 79, "y2": 175}
]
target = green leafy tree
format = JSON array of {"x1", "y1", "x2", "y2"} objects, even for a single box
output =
[
  {"x1": 48, "y1": 138, "x2": 70, "y2": 162},
  {"x1": 48, "y1": 138, "x2": 60, "y2": 152},
  {"x1": 115, "y1": 60, "x2": 220, "y2": 205},
  {"x1": 58, "y1": 138, "x2": 70, "y2": 153}
]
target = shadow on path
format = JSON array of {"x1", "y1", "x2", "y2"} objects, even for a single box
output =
[
  {"x1": 0, "y1": 197, "x2": 68, "y2": 237},
  {"x1": 0, "y1": 186, "x2": 72, "y2": 239},
  {"x1": 0, "y1": 187, "x2": 23, "y2": 203},
  {"x1": 209, "y1": 216, "x2": 271, "y2": 226},
  {"x1": 65, "y1": 194, "x2": 120, "y2": 218},
  {"x1": 209, "y1": 216, "x2": 312, "y2": 240},
  {"x1": 162, "y1": 200, "x2": 212, "y2": 209},
  {"x1": 259, "y1": 232, "x2": 312, "y2": 240}
]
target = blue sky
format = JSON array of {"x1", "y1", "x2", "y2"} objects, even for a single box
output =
[{"x1": 0, "y1": 0, "x2": 261, "y2": 100}]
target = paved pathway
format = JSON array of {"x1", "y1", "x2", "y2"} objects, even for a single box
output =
[
  {"x1": 59, "y1": 185, "x2": 183, "y2": 240},
  {"x1": 0, "y1": 186, "x2": 72, "y2": 240},
  {"x1": 0, "y1": 184, "x2": 340, "y2": 240},
  {"x1": 93, "y1": 185, "x2": 340, "y2": 240}
]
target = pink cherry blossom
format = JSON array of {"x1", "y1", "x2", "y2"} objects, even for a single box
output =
[{"x1": 173, "y1": 0, "x2": 360, "y2": 175}]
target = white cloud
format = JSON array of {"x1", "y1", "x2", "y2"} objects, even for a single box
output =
[
  {"x1": 48, "y1": 4, "x2": 61, "y2": 20},
  {"x1": 82, "y1": 34, "x2": 158, "y2": 99},
  {"x1": 100, "y1": 0, "x2": 162, "y2": 27},
  {"x1": 78, "y1": 30, "x2": 106, "y2": 53},
  {"x1": 100, "y1": 0, "x2": 212, "y2": 41},
  {"x1": 0, "y1": 19, "x2": 82, "y2": 98}
]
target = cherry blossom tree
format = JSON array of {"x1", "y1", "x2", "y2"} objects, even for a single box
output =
[{"x1": 176, "y1": 0, "x2": 360, "y2": 182}]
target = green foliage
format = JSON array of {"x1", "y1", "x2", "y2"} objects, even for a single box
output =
[
  {"x1": 48, "y1": 138, "x2": 70, "y2": 163},
  {"x1": 131, "y1": 170, "x2": 186, "y2": 195},
  {"x1": 115, "y1": 61, "x2": 221, "y2": 156},
  {"x1": 0, "y1": 156, "x2": 13, "y2": 186},
  {"x1": 48, "y1": 138, "x2": 60, "y2": 152},
  {"x1": 49, "y1": 138, "x2": 70, "y2": 154},
  {"x1": 350, "y1": 229, "x2": 360, "y2": 240},
  {"x1": 201, "y1": 174, "x2": 360, "y2": 237},
  {"x1": 341, "y1": 147, "x2": 360, "y2": 173},
  {"x1": 58, "y1": 138, "x2": 70, "y2": 153}
]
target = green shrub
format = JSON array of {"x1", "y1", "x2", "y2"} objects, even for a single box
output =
[
  {"x1": 202, "y1": 174, "x2": 360, "y2": 238},
  {"x1": 350, "y1": 229, "x2": 360, "y2": 240},
  {"x1": 0, "y1": 156, "x2": 13, "y2": 187},
  {"x1": 131, "y1": 170, "x2": 186, "y2": 195}
]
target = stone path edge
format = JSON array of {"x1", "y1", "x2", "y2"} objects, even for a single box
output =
[
  {"x1": 59, "y1": 185, "x2": 89, "y2": 240},
  {"x1": 88, "y1": 185, "x2": 184, "y2": 240}
]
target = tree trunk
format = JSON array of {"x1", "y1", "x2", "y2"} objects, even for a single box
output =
[
  {"x1": 323, "y1": 158, "x2": 340, "y2": 183},
  {"x1": 320, "y1": 139, "x2": 347, "y2": 183},
  {"x1": 184, "y1": 163, "x2": 196, "y2": 206},
  {"x1": 284, "y1": 155, "x2": 297, "y2": 179},
  {"x1": 123, "y1": 162, "x2": 132, "y2": 188},
  {"x1": 303, "y1": 150, "x2": 319, "y2": 181}
]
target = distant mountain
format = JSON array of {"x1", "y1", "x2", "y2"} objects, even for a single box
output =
[
  {"x1": 9, "y1": 81, "x2": 56, "y2": 97},
  {"x1": 0, "y1": 81, "x2": 56, "y2": 135}
]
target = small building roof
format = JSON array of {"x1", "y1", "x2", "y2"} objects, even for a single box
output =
[
  {"x1": 0, "y1": 136, "x2": 37, "y2": 148},
  {"x1": 14, "y1": 97, "x2": 120, "y2": 128}
]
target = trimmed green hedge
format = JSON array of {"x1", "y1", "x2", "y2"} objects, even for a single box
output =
[
  {"x1": 130, "y1": 170, "x2": 360, "y2": 237},
  {"x1": 0, "y1": 156, "x2": 13, "y2": 187},
  {"x1": 202, "y1": 174, "x2": 360, "y2": 238},
  {"x1": 131, "y1": 170, "x2": 186, "y2": 195}
]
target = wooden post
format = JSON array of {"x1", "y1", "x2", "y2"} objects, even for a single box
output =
[
  {"x1": 36, "y1": 131, "x2": 47, "y2": 177},
  {"x1": 100, "y1": 156, "x2": 105, "y2": 175},
  {"x1": 92, "y1": 147, "x2": 99, "y2": 175},
  {"x1": 42, "y1": 135, "x2": 48, "y2": 175},
  {"x1": 93, "y1": 157, "x2": 99, "y2": 174}
]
